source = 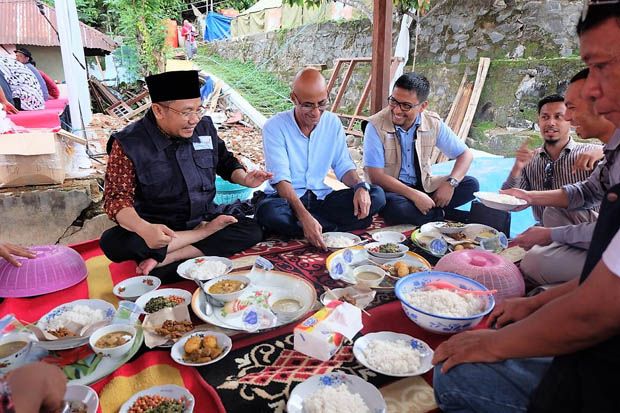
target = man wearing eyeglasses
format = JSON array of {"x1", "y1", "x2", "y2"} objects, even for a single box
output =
[
  {"x1": 255, "y1": 68, "x2": 386, "y2": 249},
  {"x1": 363, "y1": 72, "x2": 478, "y2": 226},
  {"x1": 432, "y1": 3, "x2": 620, "y2": 412},
  {"x1": 100, "y1": 71, "x2": 271, "y2": 276}
]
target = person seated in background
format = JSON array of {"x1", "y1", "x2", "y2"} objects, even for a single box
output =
[
  {"x1": 363, "y1": 72, "x2": 478, "y2": 226},
  {"x1": 0, "y1": 243, "x2": 35, "y2": 267},
  {"x1": 0, "y1": 72, "x2": 17, "y2": 114},
  {"x1": 14, "y1": 48, "x2": 59, "y2": 100},
  {"x1": 13, "y1": 48, "x2": 48, "y2": 101},
  {"x1": 504, "y1": 74, "x2": 617, "y2": 285},
  {"x1": 0, "y1": 55, "x2": 44, "y2": 111},
  {"x1": 0, "y1": 362, "x2": 67, "y2": 413},
  {"x1": 255, "y1": 68, "x2": 385, "y2": 249},
  {"x1": 100, "y1": 70, "x2": 270, "y2": 275},
  {"x1": 501, "y1": 92, "x2": 604, "y2": 225}
]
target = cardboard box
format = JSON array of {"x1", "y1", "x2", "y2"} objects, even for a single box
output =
[{"x1": 0, "y1": 132, "x2": 69, "y2": 187}]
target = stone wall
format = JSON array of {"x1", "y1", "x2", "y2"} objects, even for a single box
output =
[{"x1": 205, "y1": 0, "x2": 585, "y2": 128}]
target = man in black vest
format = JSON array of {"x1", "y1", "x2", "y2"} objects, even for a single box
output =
[
  {"x1": 432, "y1": 3, "x2": 620, "y2": 412},
  {"x1": 100, "y1": 70, "x2": 271, "y2": 275}
]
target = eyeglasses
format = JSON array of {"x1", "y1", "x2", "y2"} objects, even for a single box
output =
[
  {"x1": 581, "y1": 0, "x2": 620, "y2": 22},
  {"x1": 292, "y1": 93, "x2": 330, "y2": 112},
  {"x1": 158, "y1": 104, "x2": 207, "y2": 119},
  {"x1": 387, "y1": 96, "x2": 423, "y2": 112},
  {"x1": 543, "y1": 160, "x2": 554, "y2": 190}
]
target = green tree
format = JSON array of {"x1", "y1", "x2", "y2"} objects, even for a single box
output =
[
  {"x1": 104, "y1": 0, "x2": 182, "y2": 75},
  {"x1": 217, "y1": 0, "x2": 255, "y2": 12}
]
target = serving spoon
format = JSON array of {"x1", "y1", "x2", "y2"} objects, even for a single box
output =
[{"x1": 424, "y1": 280, "x2": 496, "y2": 296}]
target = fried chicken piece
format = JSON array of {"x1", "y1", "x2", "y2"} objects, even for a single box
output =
[
  {"x1": 184, "y1": 336, "x2": 201, "y2": 354},
  {"x1": 203, "y1": 335, "x2": 217, "y2": 349}
]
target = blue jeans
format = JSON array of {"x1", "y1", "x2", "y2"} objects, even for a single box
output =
[
  {"x1": 255, "y1": 186, "x2": 386, "y2": 238},
  {"x1": 380, "y1": 175, "x2": 479, "y2": 225},
  {"x1": 433, "y1": 357, "x2": 553, "y2": 413}
]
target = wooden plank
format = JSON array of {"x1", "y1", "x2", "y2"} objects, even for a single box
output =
[
  {"x1": 445, "y1": 71, "x2": 467, "y2": 127},
  {"x1": 457, "y1": 57, "x2": 490, "y2": 141},
  {"x1": 370, "y1": 0, "x2": 392, "y2": 115},
  {"x1": 331, "y1": 61, "x2": 357, "y2": 112},
  {"x1": 209, "y1": 81, "x2": 223, "y2": 113},
  {"x1": 326, "y1": 60, "x2": 344, "y2": 94}
]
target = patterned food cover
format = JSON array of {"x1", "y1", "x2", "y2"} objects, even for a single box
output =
[
  {"x1": 0, "y1": 245, "x2": 88, "y2": 297},
  {"x1": 434, "y1": 249, "x2": 525, "y2": 300}
]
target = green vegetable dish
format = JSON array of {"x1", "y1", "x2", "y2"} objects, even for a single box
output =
[
  {"x1": 143, "y1": 295, "x2": 185, "y2": 313},
  {"x1": 146, "y1": 400, "x2": 185, "y2": 413},
  {"x1": 370, "y1": 243, "x2": 401, "y2": 254}
]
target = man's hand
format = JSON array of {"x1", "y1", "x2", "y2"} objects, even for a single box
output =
[
  {"x1": 488, "y1": 296, "x2": 541, "y2": 328},
  {"x1": 300, "y1": 214, "x2": 326, "y2": 250},
  {"x1": 499, "y1": 188, "x2": 532, "y2": 211},
  {"x1": 511, "y1": 141, "x2": 535, "y2": 176},
  {"x1": 513, "y1": 226, "x2": 552, "y2": 250},
  {"x1": 7, "y1": 362, "x2": 67, "y2": 413},
  {"x1": 353, "y1": 188, "x2": 371, "y2": 219},
  {"x1": 573, "y1": 147, "x2": 604, "y2": 173},
  {"x1": 432, "y1": 329, "x2": 502, "y2": 373},
  {"x1": 0, "y1": 243, "x2": 36, "y2": 267},
  {"x1": 138, "y1": 223, "x2": 176, "y2": 249},
  {"x1": 242, "y1": 170, "x2": 273, "y2": 188},
  {"x1": 432, "y1": 182, "x2": 455, "y2": 208},
  {"x1": 1, "y1": 101, "x2": 18, "y2": 114},
  {"x1": 410, "y1": 191, "x2": 436, "y2": 215}
]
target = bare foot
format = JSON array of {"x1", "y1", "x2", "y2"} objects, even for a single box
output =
[
  {"x1": 136, "y1": 258, "x2": 158, "y2": 275},
  {"x1": 195, "y1": 215, "x2": 237, "y2": 236}
]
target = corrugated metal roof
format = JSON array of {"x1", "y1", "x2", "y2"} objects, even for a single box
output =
[{"x1": 0, "y1": 0, "x2": 116, "y2": 53}]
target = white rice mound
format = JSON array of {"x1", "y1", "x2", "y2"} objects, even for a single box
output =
[
  {"x1": 189, "y1": 260, "x2": 229, "y2": 280},
  {"x1": 303, "y1": 384, "x2": 370, "y2": 413},
  {"x1": 362, "y1": 339, "x2": 421, "y2": 374},
  {"x1": 323, "y1": 235, "x2": 355, "y2": 248},
  {"x1": 45, "y1": 304, "x2": 105, "y2": 330},
  {"x1": 405, "y1": 288, "x2": 485, "y2": 318}
]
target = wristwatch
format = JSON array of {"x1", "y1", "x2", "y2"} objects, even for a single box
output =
[
  {"x1": 354, "y1": 182, "x2": 371, "y2": 192},
  {"x1": 447, "y1": 177, "x2": 460, "y2": 188}
]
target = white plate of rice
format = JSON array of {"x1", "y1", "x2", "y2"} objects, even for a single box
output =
[
  {"x1": 322, "y1": 232, "x2": 363, "y2": 251},
  {"x1": 474, "y1": 191, "x2": 528, "y2": 212},
  {"x1": 177, "y1": 256, "x2": 233, "y2": 281},
  {"x1": 404, "y1": 288, "x2": 486, "y2": 318},
  {"x1": 353, "y1": 332, "x2": 434, "y2": 377},
  {"x1": 287, "y1": 372, "x2": 386, "y2": 413}
]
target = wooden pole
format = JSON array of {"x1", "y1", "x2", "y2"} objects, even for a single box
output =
[{"x1": 370, "y1": 0, "x2": 393, "y2": 115}]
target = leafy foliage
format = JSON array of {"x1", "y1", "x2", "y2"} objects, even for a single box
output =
[
  {"x1": 104, "y1": 0, "x2": 183, "y2": 75},
  {"x1": 217, "y1": 0, "x2": 255, "y2": 12},
  {"x1": 281, "y1": 0, "x2": 432, "y2": 15}
]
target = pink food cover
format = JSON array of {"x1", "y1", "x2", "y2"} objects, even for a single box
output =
[{"x1": 0, "y1": 245, "x2": 88, "y2": 298}]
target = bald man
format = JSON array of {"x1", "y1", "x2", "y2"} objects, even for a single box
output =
[{"x1": 255, "y1": 68, "x2": 386, "y2": 249}]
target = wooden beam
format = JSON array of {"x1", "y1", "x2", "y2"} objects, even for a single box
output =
[{"x1": 370, "y1": 0, "x2": 393, "y2": 115}]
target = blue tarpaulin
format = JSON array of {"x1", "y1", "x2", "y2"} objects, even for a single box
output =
[{"x1": 204, "y1": 12, "x2": 232, "y2": 41}]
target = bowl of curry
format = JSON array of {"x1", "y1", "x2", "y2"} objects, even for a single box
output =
[{"x1": 202, "y1": 274, "x2": 251, "y2": 305}]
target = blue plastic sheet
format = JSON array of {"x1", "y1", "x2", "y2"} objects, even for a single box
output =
[
  {"x1": 432, "y1": 157, "x2": 536, "y2": 237},
  {"x1": 204, "y1": 12, "x2": 232, "y2": 41}
]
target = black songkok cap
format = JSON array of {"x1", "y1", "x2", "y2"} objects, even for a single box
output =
[{"x1": 145, "y1": 70, "x2": 201, "y2": 103}]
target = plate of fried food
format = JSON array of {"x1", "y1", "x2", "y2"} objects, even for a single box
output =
[
  {"x1": 119, "y1": 385, "x2": 194, "y2": 413},
  {"x1": 171, "y1": 331, "x2": 231, "y2": 367},
  {"x1": 381, "y1": 259, "x2": 429, "y2": 280}
]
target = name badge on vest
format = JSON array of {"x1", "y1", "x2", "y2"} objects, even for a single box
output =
[{"x1": 193, "y1": 135, "x2": 213, "y2": 151}]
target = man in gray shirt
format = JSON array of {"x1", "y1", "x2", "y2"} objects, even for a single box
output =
[{"x1": 503, "y1": 71, "x2": 619, "y2": 285}]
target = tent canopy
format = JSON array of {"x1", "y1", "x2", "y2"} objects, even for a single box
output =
[{"x1": 204, "y1": 12, "x2": 232, "y2": 41}]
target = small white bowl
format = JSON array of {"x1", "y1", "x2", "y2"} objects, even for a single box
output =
[
  {"x1": 89, "y1": 324, "x2": 136, "y2": 359},
  {"x1": 202, "y1": 274, "x2": 251, "y2": 305},
  {"x1": 113, "y1": 276, "x2": 161, "y2": 301},
  {"x1": 64, "y1": 384, "x2": 99, "y2": 413},
  {"x1": 372, "y1": 231, "x2": 407, "y2": 244},
  {"x1": 0, "y1": 332, "x2": 36, "y2": 373},
  {"x1": 353, "y1": 265, "x2": 386, "y2": 288},
  {"x1": 365, "y1": 242, "x2": 408, "y2": 259},
  {"x1": 177, "y1": 256, "x2": 233, "y2": 281},
  {"x1": 268, "y1": 294, "x2": 305, "y2": 323}
]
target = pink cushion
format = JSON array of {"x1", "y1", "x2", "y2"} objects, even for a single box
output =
[
  {"x1": 44, "y1": 98, "x2": 68, "y2": 110},
  {"x1": 8, "y1": 108, "x2": 62, "y2": 129}
]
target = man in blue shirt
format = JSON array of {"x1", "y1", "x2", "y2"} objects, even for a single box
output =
[
  {"x1": 363, "y1": 72, "x2": 478, "y2": 225},
  {"x1": 256, "y1": 68, "x2": 386, "y2": 249}
]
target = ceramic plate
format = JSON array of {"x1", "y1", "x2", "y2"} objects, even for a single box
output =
[
  {"x1": 326, "y1": 247, "x2": 431, "y2": 290},
  {"x1": 170, "y1": 331, "x2": 232, "y2": 367},
  {"x1": 427, "y1": 221, "x2": 468, "y2": 234},
  {"x1": 364, "y1": 242, "x2": 409, "y2": 259},
  {"x1": 176, "y1": 256, "x2": 233, "y2": 281},
  {"x1": 113, "y1": 276, "x2": 161, "y2": 301},
  {"x1": 353, "y1": 332, "x2": 433, "y2": 377},
  {"x1": 371, "y1": 231, "x2": 407, "y2": 243},
  {"x1": 474, "y1": 191, "x2": 527, "y2": 212},
  {"x1": 135, "y1": 288, "x2": 193, "y2": 314},
  {"x1": 322, "y1": 232, "x2": 363, "y2": 251},
  {"x1": 287, "y1": 372, "x2": 386, "y2": 413},
  {"x1": 36, "y1": 299, "x2": 116, "y2": 351},
  {"x1": 119, "y1": 385, "x2": 195, "y2": 413},
  {"x1": 191, "y1": 270, "x2": 317, "y2": 332}
]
